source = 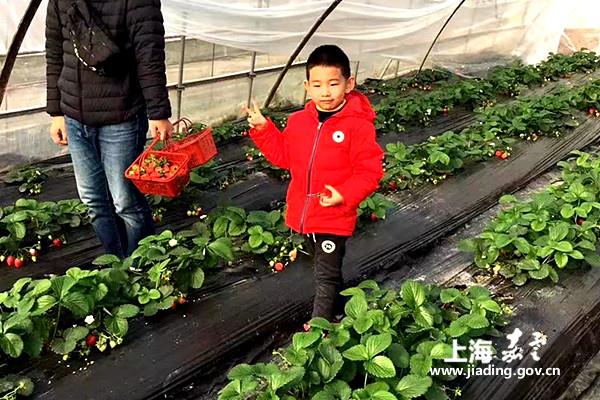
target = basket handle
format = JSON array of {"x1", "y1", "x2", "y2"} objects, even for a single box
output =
[{"x1": 173, "y1": 117, "x2": 193, "y2": 134}]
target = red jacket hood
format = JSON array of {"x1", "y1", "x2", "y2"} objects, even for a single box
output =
[{"x1": 304, "y1": 90, "x2": 376, "y2": 123}]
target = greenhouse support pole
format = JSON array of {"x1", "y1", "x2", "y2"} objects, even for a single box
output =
[
  {"x1": 379, "y1": 58, "x2": 394, "y2": 79},
  {"x1": 210, "y1": 43, "x2": 216, "y2": 76},
  {"x1": 417, "y1": 0, "x2": 466, "y2": 75},
  {"x1": 175, "y1": 35, "x2": 186, "y2": 123},
  {"x1": 354, "y1": 60, "x2": 360, "y2": 83},
  {"x1": 247, "y1": 52, "x2": 258, "y2": 107},
  {"x1": 247, "y1": 0, "x2": 263, "y2": 107},
  {"x1": 264, "y1": 0, "x2": 343, "y2": 109},
  {"x1": 0, "y1": 0, "x2": 43, "y2": 107}
]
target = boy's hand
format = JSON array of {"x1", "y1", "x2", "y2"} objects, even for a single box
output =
[
  {"x1": 243, "y1": 100, "x2": 267, "y2": 130},
  {"x1": 319, "y1": 185, "x2": 344, "y2": 207}
]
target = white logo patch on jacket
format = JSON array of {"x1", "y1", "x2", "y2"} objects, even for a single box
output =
[{"x1": 332, "y1": 131, "x2": 345, "y2": 143}]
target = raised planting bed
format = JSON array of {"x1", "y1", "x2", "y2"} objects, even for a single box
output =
[
  {"x1": 197, "y1": 148, "x2": 600, "y2": 400},
  {"x1": 3, "y1": 52, "x2": 600, "y2": 400},
  {"x1": 12, "y1": 114, "x2": 600, "y2": 400},
  {"x1": 0, "y1": 172, "x2": 287, "y2": 292}
]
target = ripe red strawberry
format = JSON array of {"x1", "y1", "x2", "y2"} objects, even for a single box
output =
[
  {"x1": 53, "y1": 238, "x2": 63, "y2": 248},
  {"x1": 171, "y1": 302, "x2": 177, "y2": 310},
  {"x1": 495, "y1": 150, "x2": 503, "y2": 158},
  {"x1": 303, "y1": 323, "x2": 311, "y2": 332},
  {"x1": 6, "y1": 256, "x2": 15, "y2": 267},
  {"x1": 85, "y1": 335, "x2": 97, "y2": 347},
  {"x1": 577, "y1": 217, "x2": 585, "y2": 226},
  {"x1": 588, "y1": 107, "x2": 597, "y2": 116},
  {"x1": 500, "y1": 152, "x2": 508, "y2": 160},
  {"x1": 177, "y1": 296, "x2": 187, "y2": 305},
  {"x1": 14, "y1": 258, "x2": 25, "y2": 269},
  {"x1": 370, "y1": 212, "x2": 378, "y2": 222},
  {"x1": 274, "y1": 262, "x2": 285, "y2": 272},
  {"x1": 388, "y1": 180, "x2": 398, "y2": 191},
  {"x1": 241, "y1": 131, "x2": 249, "y2": 137}
]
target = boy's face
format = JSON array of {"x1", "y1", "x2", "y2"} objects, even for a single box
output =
[{"x1": 304, "y1": 65, "x2": 355, "y2": 111}]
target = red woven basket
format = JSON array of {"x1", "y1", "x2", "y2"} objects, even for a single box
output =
[
  {"x1": 125, "y1": 136, "x2": 191, "y2": 198},
  {"x1": 165, "y1": 118, "x2": 217, "y2": 168}
]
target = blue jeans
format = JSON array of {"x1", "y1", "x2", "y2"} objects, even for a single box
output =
[{"x1": 66, "y1": 113, "x2": 154, "y2": 258}]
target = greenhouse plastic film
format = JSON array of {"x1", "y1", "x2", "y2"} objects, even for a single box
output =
[{"x1": 2, "y1": 0, "x2": 598, "y2": 69}]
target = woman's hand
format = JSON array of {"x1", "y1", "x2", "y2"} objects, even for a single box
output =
[{"x1": 50, "y1": 116, "x2": 68, "y2": 146}]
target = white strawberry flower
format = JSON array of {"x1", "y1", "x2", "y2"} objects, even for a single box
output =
[
  {"x1": 85, "y1": 315, "x2": 95, "y2": 325},
  {"x1": 168, "y1": 239, "x2": 178, "y2": 247}
]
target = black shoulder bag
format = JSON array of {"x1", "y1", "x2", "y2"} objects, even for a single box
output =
[{"x1": 66, "y1": 0, "x2": 122, "y2": 76}]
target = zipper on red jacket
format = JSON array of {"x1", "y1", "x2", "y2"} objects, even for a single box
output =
[{"x1": 299, "y1": 121, "x2": 324, "y2": 233}]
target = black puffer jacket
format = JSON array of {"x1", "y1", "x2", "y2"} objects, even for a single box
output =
[{"x1": 45, "y1": 0, "x2": 171, "y2": 126}]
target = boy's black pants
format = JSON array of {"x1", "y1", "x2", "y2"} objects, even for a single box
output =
[{"x1": 306, "y1": 233, "x2": 348, "y2": 321}]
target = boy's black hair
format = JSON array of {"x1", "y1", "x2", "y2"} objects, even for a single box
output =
[{"x1": 306, "y1": 45, "x2": 351, "y2": 80}]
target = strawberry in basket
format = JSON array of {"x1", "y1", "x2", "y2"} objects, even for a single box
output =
[
  {"x1": 129, "y1": 154, "x2": 181, "y2": 180},
  {"x1": 125, "y1": 136, "x2": 191, "y2": 198}
]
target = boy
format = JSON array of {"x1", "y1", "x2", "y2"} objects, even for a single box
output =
[{"x1": 244, "y1": 45, "x2": 383, "y2": 322}]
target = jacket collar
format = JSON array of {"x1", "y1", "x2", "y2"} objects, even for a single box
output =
[{"x1": 304, "y1": 90, "x2": 376, "y2": 123}]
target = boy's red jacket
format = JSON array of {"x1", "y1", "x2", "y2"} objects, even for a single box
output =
[{"x1": 250, "y1": 90, "x2": 384, "y2": 236}]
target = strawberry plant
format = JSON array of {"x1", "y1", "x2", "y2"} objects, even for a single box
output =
[
  {"x1": 357, "y1": 193, "x2": 395, "y2": 224},
  {"x1": 362, "y1": 68, "x2": 452, "y2": 96},
  {"x1": 205, "y1": 207, "x2": 302, "y2": 268},
  {"x1": 375, "y1": 50, "x2": 600, "y2": 133},
  {"x1": 186, "y1": 204, "x2": 205, "y2": 218},
  {"x1": 210, "y1": 110, "x2": 287, "y2": 144},
  {"x1": 382, "y1": 77, "x2": 600, "y2": 190},
  {"x1": 0, "y1": 375, "x2": 34, "y2": 399},
  {"x1": 244, "y1": 146, "x2": 291, "y2": 180},
  {"x1": 3, "y1": 166, "x2": 47, "y2": 196},
  {"x1": 244, "y1": 210, "x2": 304, "y2": 269},
  {"x1": 460, "y1": 151, "x2": 600, "y2": 286},
  {"x1": 0, "y1": 199, "x2": 87, "y2": 266},
  {"x1": 0, "y1": 256, "x2": 141, "y2": 363},
  {"x1": 152, "y1": 207, "x2": 165, "y2": 223},
  {"x1": 129, "y1": 228, "x2": 231, "y2": 315},
  {"x1": 219, "y1": 280, "x2": 508, "y2": 400},
  {"x1": 188, "y1": 161, "x2": 248, "y2": 191}
]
